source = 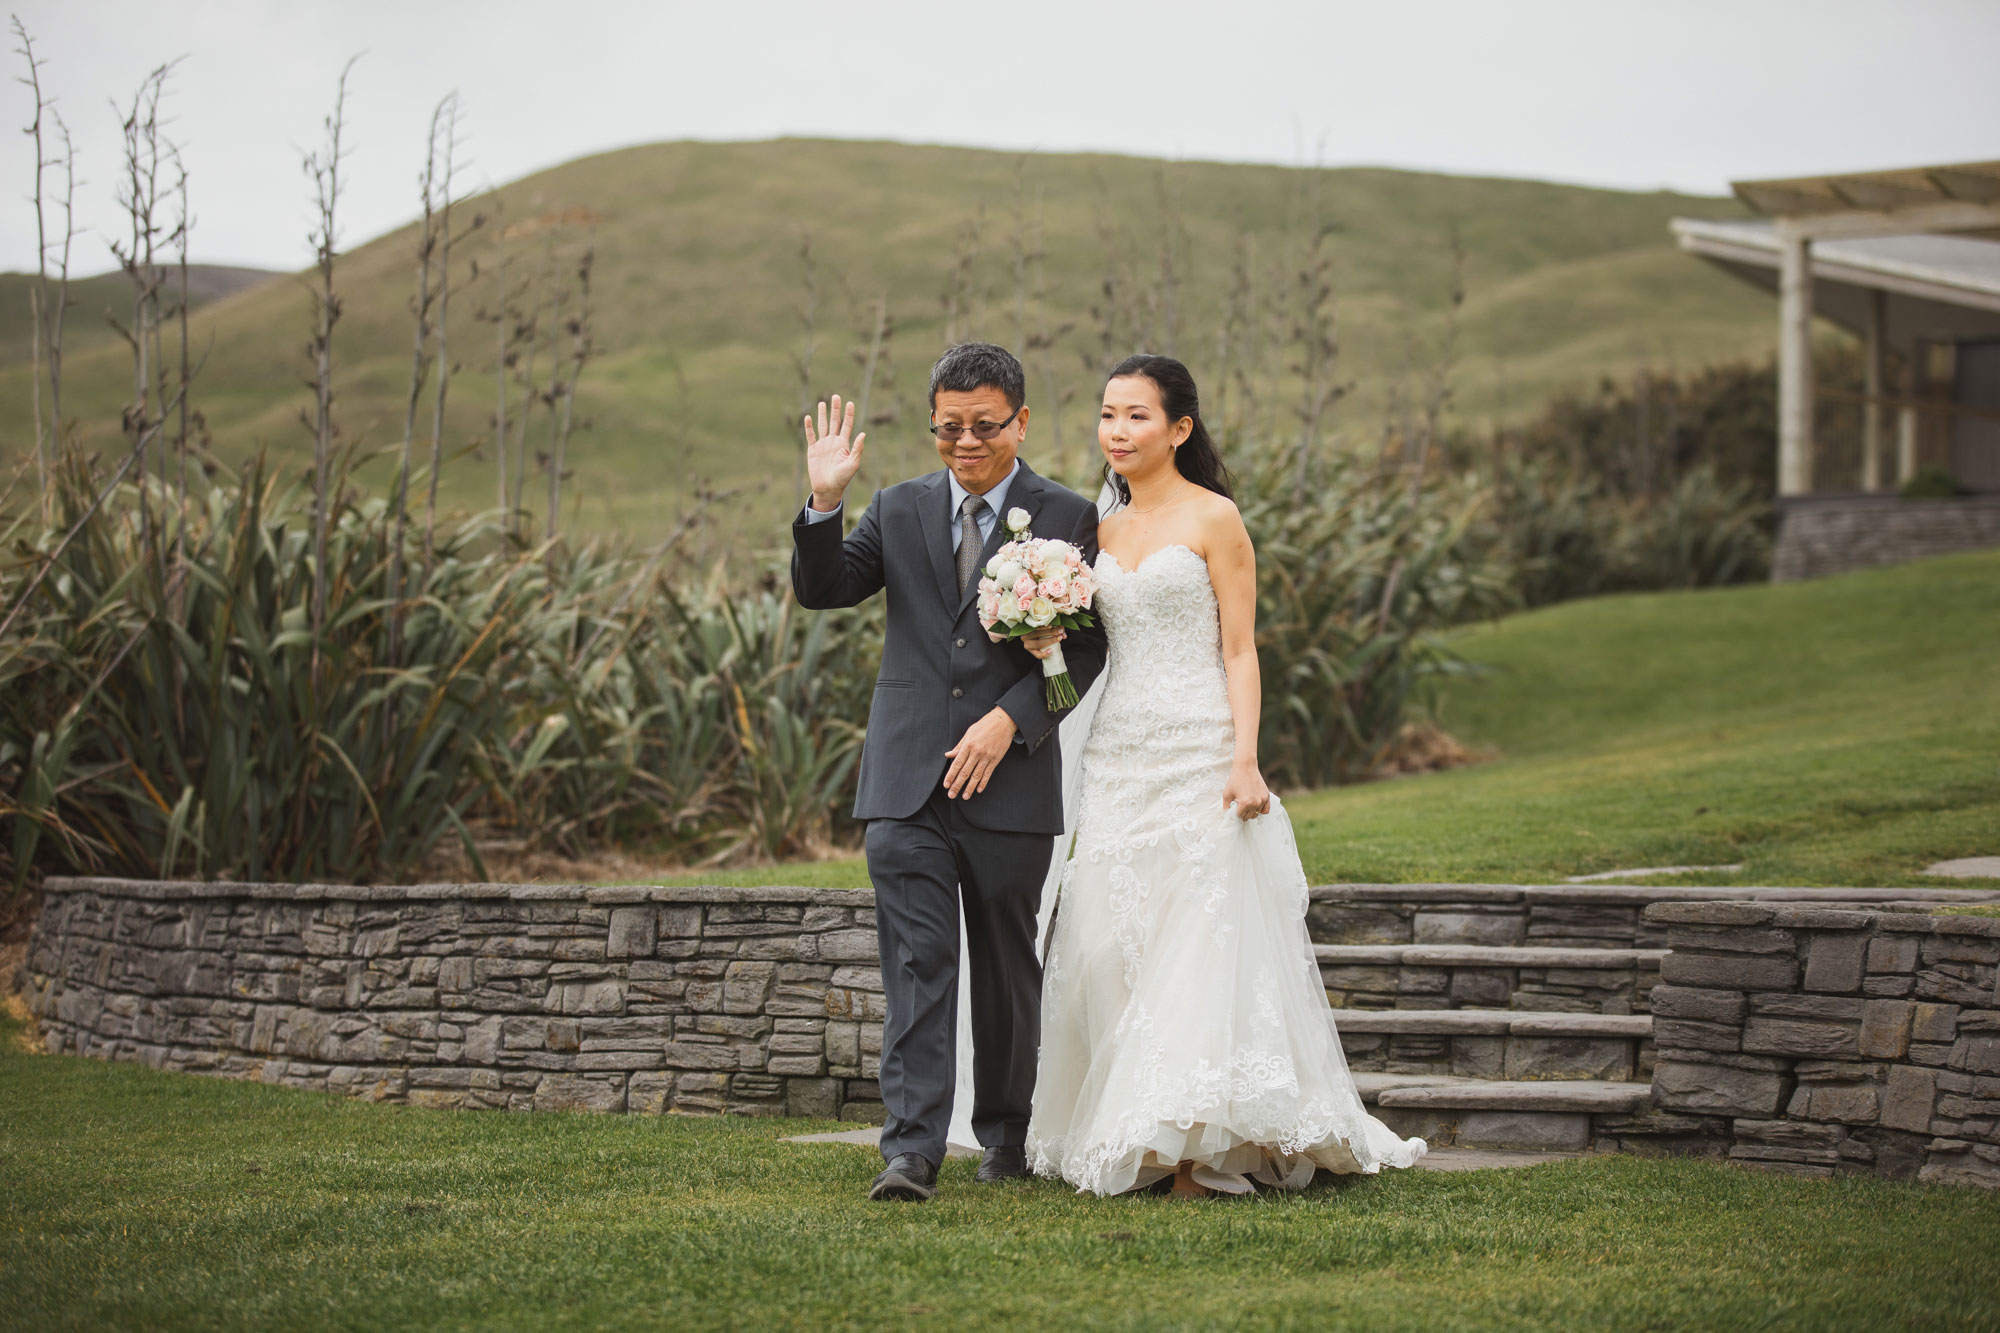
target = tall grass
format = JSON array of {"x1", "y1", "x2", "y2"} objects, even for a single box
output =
[
  {"x1": 491, "y1": 553, "x2": 877, "y2": 864},
  {"x1": 1, "y1": 434, "x2": 1479, "y2": 892},
  {"x1": 0, "y1": 448, "x2": 878, "y2": 892},
  {"x1": 1473, "y1": 458, "x2": 1771, "y2": 607},
  {"x1": 3, "y1": 452, "x2": 532, "y2": 884},
  {"x1": 1237, "y1": 438, "x2": 1507, "y2": 788}
]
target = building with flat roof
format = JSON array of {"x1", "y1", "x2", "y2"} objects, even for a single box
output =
[{"x1": 1671, "y1": 161, "x2": 2000, "y2": 578}]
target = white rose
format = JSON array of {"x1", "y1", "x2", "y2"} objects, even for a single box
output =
[
  {"x1": 1006, "y1": 507, "x2": 1032, "y2": 535},
  {"x1": 1026, "y1": 596, "x2": 1057, "y2": 627},
  {"x1": 998, "y1": 598, "x2": 1027, "y2": 627}
]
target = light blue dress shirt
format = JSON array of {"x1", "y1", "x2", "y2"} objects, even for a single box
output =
[{"x1": 803, "y1": 459, "x2": 1021, "y2": 553}]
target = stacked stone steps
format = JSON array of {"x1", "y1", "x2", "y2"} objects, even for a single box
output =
[
  {"x1": 1318, "y1": 945, "x2": 1670, "y2": 969},
  {"x1": 1334, "y1": 1010, "x2": 1653, "y2": 1036},
  {"x1": 1307, "y1": 885, "x2": 2000, "y2": 1156},
  {"x1": 1353, "y1": 1071, "x2": 1657, "y2": 1154},
  {"x1": 1316, "y1": 944, "x2": 1668, "y2": 1016},
  {"x1": 1355, "y1": 1072, "x2": 1654, "y2": 1106},
  {"x1": 1335, "y1": 1009, "x2": 1654, "y2": 1084}
]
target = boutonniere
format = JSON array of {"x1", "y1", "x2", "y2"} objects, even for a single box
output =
[{"x1": 1005, "y1": 507, "x2": 1032, "y2": 538}]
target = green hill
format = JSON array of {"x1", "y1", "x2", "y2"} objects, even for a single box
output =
[
  {"x1": 0, "y1": 265, "x2": 280, "y2": 368},
  {"x1": 0, "y1": 138, "x2": 1775, "y2": 538}
]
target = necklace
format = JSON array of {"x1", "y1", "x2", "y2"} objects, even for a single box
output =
[{"x1": 1126, "y1": 480, "x2": 1191, "y2": 515}]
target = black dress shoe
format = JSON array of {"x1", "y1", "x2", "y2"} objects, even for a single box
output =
[
  {"x1": 976, "y1": 1145, "x2": 1031, "y2": 1182},
  {"x1": 869, "y1": 1152, "x2": 938, "y2": 1202}
]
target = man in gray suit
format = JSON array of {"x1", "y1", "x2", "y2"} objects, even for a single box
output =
[{"x1": 792, "y1": 342, "x2": 1107, "y2": 1201}]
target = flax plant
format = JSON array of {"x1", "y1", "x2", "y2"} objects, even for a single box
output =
[
  {"x1": 1, "y1": 449, "x2": 530, "y2": 887},
  {"x1": 1236, "y1": 436, "x2": 1506, "y2": 789},
  {"x1": 1, "y1": 450, "x2": 886, "y2": 894}
]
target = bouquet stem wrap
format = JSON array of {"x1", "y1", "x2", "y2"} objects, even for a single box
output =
[{"x1": 1041, "y1": 642, "x2": 1078, "y2": 711}]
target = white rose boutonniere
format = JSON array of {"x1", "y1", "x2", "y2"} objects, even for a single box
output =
[{"x1": 1005, "y1": 507, "x2": 1032, "y2": 538}]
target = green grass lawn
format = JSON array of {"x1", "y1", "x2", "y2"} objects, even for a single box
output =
[
  {"x1": 631, "y1": 550, "x2": 2000, "y2": 892},
  {"x1": 1287, "y1": 547, "x2": 2000, "y2": 887},
  {"x1": 5, "y1": 1005, "x2": 1999, "y2": 1332}
]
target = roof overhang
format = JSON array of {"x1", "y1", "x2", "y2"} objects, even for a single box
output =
[
  {"x1": 1732, "y1": 160, "x2": 2000, "y2": 240},
  {"x1": 1670, "y1": 218, "x2": 2000, "y2": 348},
  {"x1": 1672, "y1": 219, "x2": 2000, "y2": 315}
]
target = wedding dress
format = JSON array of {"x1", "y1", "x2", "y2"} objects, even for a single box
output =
[{"x1": 1023, "y1": 542, "x2": 1428, "y2": 1195}]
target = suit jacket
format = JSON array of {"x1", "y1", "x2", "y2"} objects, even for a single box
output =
[{"x1": 791, "y1": 460, "x2": 1108, "y2": 834}]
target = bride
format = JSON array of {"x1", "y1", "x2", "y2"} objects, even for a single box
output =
[{"x1": 1022, "y1": 354, "x2": 1428, "y2": 1197}]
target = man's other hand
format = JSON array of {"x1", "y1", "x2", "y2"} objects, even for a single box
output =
[{"x1": 942, "y1": 707, "x2": 1018, "y2": 799}]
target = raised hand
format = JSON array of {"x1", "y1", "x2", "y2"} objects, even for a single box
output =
[{"x1": 804, "y1": 394, "x2": 866, "y2": 511}]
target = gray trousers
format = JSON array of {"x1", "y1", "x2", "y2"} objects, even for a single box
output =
[{"x1": 864, "y1": 786, "x2": 1053, "y2": 1166}]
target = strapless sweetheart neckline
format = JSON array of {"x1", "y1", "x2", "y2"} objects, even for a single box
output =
[{"x1": 1097, "y1": 542, "x2": 1199, "y2": 576}]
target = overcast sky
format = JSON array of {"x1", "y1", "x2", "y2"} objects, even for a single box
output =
[{"x1": 4, "y1": 0, "x2": 1997, "y2": 275}]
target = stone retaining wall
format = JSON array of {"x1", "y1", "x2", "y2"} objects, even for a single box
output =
[
  {"x1": 1647, "y1": 900, "x2": 2000, "y2": 1187},
  {"x1": 1771, "y1": 492, "x2": 2000, "y2": 582},
  {"x1": 17, "y1": 878, "x2": 890, "y2": 1122},
  {"x1": 26, "y1": 874, "x2": 2000, "y2": 1190}
]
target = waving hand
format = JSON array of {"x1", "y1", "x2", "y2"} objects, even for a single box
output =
[{"x1": 804, "y1": 394, "x2": 866, "y2": 511}]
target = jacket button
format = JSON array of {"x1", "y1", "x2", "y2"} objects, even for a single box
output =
[
  {"x1": 956, "y1": 638, "x2": 966, "y2": 648},
  {"x1": 951, "y1": 687, "x2": 963, "y2": 698}
]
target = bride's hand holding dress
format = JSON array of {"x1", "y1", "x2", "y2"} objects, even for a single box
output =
[{"x1": 1202, "y1": 510, "x2": 1274, "y2": 824}]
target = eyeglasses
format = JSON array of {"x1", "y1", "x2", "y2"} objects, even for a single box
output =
[{"x1": 929, "y1": 407, "x2": 1021, "y2": 442}]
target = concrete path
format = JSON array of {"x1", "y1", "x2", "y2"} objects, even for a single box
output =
[
  {"x1": 1926, "y1": 857, "x2": 2000, "y2": 879},
  {"x1": 781, "y1": 1125, "x2": 1581, "y2": 1172},
  {"x1": 1566, "y1": 864, "x2": 1741, "y2": 882},
  {"x1": 787, "y1": 1126, "x2": 981, "y2": 1159}
]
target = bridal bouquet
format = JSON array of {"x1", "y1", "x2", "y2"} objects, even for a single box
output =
[{"x1": 976, "y1": 508, "x2": 1097, "y2": 710}]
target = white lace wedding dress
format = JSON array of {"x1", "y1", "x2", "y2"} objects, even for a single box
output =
[{"x1": 1024, "y1": 543, "x2": 1429, "y2": 1195}]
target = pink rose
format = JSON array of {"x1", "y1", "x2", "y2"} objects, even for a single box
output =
[
  {"x1": 979, "y1": 592, "x2": 1001, "y2": 623},
  {"x1": 1012, "y1": 574, "x2": 1036, "y2": 601}
]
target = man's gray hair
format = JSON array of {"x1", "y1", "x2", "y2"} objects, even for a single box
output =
[{"x1": 927, "y1": 342, "x2": 1026, "y2": 413}]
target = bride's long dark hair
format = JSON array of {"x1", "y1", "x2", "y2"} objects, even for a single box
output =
[{"x1": 1100, "y1": 353, "x2": 1234, "y2": 504}]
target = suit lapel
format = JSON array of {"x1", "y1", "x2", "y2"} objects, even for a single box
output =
[
  {"x1": 917, "y1": 471, "x2": 960, "y2": 611},
  {"x1": 960, "y1": 463, "x2": 1048, "y2": 615}
]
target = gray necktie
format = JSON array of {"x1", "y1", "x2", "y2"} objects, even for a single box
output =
[{"x1": 956, "y1": 494, "x2": 988, "y2": 597}]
